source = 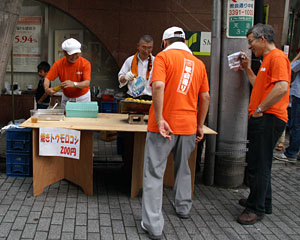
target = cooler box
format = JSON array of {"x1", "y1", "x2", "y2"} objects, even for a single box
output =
[{"x1": 66, "y1": 101, "x2": 99, "y2": 118}]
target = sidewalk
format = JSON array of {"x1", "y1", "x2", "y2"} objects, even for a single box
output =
[{"x1": 0, "y1": 133, "x2": 300, "y2": 239}]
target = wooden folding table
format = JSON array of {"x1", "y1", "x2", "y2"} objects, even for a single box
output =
[{"x1": 20, "y1": 113, "x2": 216, "y2": 198}]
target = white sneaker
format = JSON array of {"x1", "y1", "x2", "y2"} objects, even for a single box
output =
[{"x1": 274, "y1": 153, "x2": 296, "y2": 162}]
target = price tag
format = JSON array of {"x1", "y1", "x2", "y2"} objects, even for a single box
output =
[{"x1": 39, "y1": 128, "x2": 81, "y2": 160}]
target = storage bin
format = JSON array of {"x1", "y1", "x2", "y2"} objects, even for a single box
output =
[
  {"x1": 100, "y1": 99, "x2": 117, "y2": 113},
  {"x1": 6, "y1": 128, "x2": 32, "y2": 152},
  {"x1": 66, "y1": 101, "x2": 99, "y2": 118},
  {"x1": 6, "y1": 152, "x2": 32, "y2": 165},
  {"x1": 6, "y1": 128, "x2": 32, "y2": 142},
  {"x1": 7, "y1": 140, "x2": 31, "y2": 152},
  {"x1": 6, "y1": 128, "x2": 32, "y2": 177},
  {"x1": 6, "y1": 164, "x2": 31, "y2": 177}
]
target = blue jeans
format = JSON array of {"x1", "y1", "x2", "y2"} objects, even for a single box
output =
[
  {"x1": 285, "y1": 95, "x2": 300, "y2": 159},
  {"x1": 246, "y1": 114, "x2": 285, "y2": 216}
]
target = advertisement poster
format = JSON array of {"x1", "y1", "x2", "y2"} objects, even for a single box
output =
[
  {"x1": 185, "y1": 31, "x2": 211, "y2": 56},
  {"x1": 227, "y1": 0, "x2": 255, "y2": 38},
  {"x1": 39, "y1": 128, "x2": 81, "y2": 160},
  {"x1": 7, "y1": 16, "x2": 42, "y2": 72}
]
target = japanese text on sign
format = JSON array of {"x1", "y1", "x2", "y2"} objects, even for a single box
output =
[
  {"x1": 227, "y1": 0, "x2": 255, "y2": 38},
  {"x1": 39, "y1": 128, "x2": 81, "y2": 160},
  {"x1": 6, "y1": 16, "x2": 42, "y2": 72}
]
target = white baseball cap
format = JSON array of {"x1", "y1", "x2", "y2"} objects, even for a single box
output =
[
  {"x1": 62, "y1": 38, "x2": 81, "y2": 55},
  {"x1": 162, "y1": 26, "x2": 185, "y2": 40}
]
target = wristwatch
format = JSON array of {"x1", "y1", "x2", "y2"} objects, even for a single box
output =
[
  {"x1": 74, "y1": 82, "x2": 78, "y2": 87},
  {"x1": 255, "y1": 107, "x2": 263, "y2": 114}
]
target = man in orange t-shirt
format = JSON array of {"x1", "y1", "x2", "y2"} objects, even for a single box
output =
[
  {"x1": 236, "y1": 24, "x2": 291, "y2": 225},
  {"x1": 141, "y1": 26, "x2": 210, "y2": 239},
  {"x1": 44, "y1": 38, "x2": 91, "y2": 108}
]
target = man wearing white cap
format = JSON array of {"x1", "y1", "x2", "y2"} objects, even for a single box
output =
[
  {"x1": 44, "y1": 38, "x2": 91, "y2": 107},
  {"x1": 141, "y1": 27, "x2": 210, "y2": 239}
]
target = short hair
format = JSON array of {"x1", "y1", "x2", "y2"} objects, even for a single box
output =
[
  {"x1": 37, "y1": 61, "x2": 50, "y2": 72},
  {"x1": 246, "y1": 23, "x2": 275, "y2": 43},
  {"x1": 139, "y1": 35, "x2": 153, "y2": 43}
]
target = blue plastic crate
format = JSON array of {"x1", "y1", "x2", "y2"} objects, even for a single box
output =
[
  {"x1": 100, "y1": 99, "x2": 117, "y2": 113},
  {"x1": 7, "y1": 140, "x2": 31, "y2": 152},
  {"x1": 6, "y1": 164, "x2": 32, "y2": 177},
  {"x1": 66, "y1": 101, "x2": 99, "y2": 118},
  {"x1": 6, "y1": 152, "x2": 32, "y2": 165},
  {"x1": 6, "y1": 128, "x2": 32, "y2": 152},
  {"x1": 6, "y1": 128, "x2": 32, "y2": 141}
]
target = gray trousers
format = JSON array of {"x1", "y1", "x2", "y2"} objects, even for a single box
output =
[{"x1": 142, "y1": 132, "x2": 195, "y2": 235}]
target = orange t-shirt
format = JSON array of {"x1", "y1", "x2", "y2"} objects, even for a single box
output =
[
  {"x1": 147, "y1": 49, "x2": 209, "y2": 134},
  {"x1": 46, "y1": 56, "x2": 91, "y2": 98},
  {"x1": 248, "y1": 48, "x2": 291, "y2": 122}
]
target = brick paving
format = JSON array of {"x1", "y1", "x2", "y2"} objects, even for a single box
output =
[
  {"x1": 0, "y1": 162, "x2": 299, "y2": 239},
  {"x1": 0, "y1": 132, "x2": 300, "y2": 239}
]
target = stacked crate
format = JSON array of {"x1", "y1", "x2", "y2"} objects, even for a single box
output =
[
  {"x1": 6, "y1": 128, "x2": 32, "y2": 177},
  {"x1": 100, "y1": 99, "x2": 117, "y2": 113}
]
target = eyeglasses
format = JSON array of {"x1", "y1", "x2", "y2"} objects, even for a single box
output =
[{"x1": 248, "y1": 37, "x2": 263, "y2": 45}]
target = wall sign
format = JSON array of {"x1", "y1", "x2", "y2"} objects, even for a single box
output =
[
  {"x1": 185, "y1": 31, "x2": 211, "y2": 56},
  {"x1": 7, "y1": 16, "x2": 42, "y2": 72},
  {"x1": 227, "y1": 0, "x2": 255, "y2": 38},
  {"x1": 39, "y1": 128, "x2": 81, "y2": 160}
]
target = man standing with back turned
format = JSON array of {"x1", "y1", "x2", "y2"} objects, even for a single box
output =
[
  {"x1": 237, "y1": 23, "x2": 291, "y2": 225},
  {"x1": 141, "y1": 26, "x2": 210, "y2": 239}
]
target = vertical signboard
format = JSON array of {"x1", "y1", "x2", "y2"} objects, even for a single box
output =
[
  {"x1": 7, "y1": 16, "x2": 42, "y2": 72},
  {"x1": 227, "y1": 0, "x2": 255, "y2": 38}
]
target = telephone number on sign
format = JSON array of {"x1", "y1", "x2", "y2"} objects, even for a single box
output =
[{"x1": 229, "y1": 9, "x2": 254, "y2": 16}]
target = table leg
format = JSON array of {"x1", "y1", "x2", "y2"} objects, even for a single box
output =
[
  {"x1": 64, "y1": 130, "x2": 93, "y2": 196},
  {"x1": 32, "y1": 129, "x2": 93, "y2": 196},
  {"x1": 130, "y1": 132, "x2": 146, "y2": 198},
  {"x1": 32, "y1": 128, "x2": 64, "y2": 196}
]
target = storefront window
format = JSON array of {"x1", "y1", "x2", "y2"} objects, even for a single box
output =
[{"x1": 4, "y1": 0, "x2": 119, "y2": 94}]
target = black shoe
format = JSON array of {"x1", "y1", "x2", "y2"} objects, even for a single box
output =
[
  {"x1": 238, "y1": 198, "x2": 272, "y2": 214},
  {"x1": 172, "y1": 202, "x2": 190, "y2": 219},
  {"x1": 176, "y1": 212, "x2": 190, "y2": 219},
  {"x1": 141, "y1": 221, "x2": 162, "y2": 240}
]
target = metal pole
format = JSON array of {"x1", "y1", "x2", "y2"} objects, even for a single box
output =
[
  {"x1": 203, "y1": 0, "x2": 221, "y2": 186},
  {"x1": 214, "y1": 0, "x2": 250, "y2": 188},
  {"x1": 11, "y1": 48, "x2": 15, "y2": 124}
]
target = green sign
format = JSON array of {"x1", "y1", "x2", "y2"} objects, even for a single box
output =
[
  {"x1": 228, "y1": 16, "x2": 253, "y2": 37},
  {"x1": 227, "y1": 0, "x2": 254, "y2": 38}
]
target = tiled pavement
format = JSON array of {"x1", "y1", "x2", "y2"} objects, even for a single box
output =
[{"x1": 0, "y1": 132, "x2": 300, "y2": 239}]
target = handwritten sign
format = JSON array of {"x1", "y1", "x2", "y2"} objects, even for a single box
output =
[
  {"x1": 227, "y1": 0, "x2": 255, "y2": 38},
  {"x1": 39, "y1": 128, "x2": 81, "y2": 159}
]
